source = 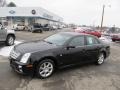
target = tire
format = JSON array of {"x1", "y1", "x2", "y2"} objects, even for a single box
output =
[
  {"x1": 23, "y1": 27, "x2": 25, "y2": 30},
  {"x1": 36, "y1": 59, "x2": 55, "y2": 79},
  {"x1": 112, "y1": 39, "x2": 116, "y2": 42},
  {"x1": 5, "y1": 35, "x2": 15, "y2": 46},
  {"x1": 96, "y1": 53, "x2": 105, "y2": 65},
  {"x1": 39, "y1": 29, "x2": 43, "y2": 33},
  {"x1": 16, "y1": 28, "x2": 18, "y2": 31},
  {"x1": 32, "y1": 31, "x2": 35, "y2": 33}
]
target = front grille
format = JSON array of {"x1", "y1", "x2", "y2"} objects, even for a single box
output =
[{"x1": 10, "y1": 50, "x2": 20, "y2": 59}]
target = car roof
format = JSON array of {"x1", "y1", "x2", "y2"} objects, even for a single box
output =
[
  {"x1": 59, "y1": 32, "x2": 99, "y2": 39},
  {"x1": 59, "y1": 32, "x2": 89, "y2": 36}
]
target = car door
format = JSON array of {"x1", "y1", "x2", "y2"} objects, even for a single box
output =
[
  {"x1": 59, "y1": 36, "x2": 86, "y2": 65},
  {"x1": 84, "y1": 36, "x2": 102, "y2": 62},
  {"x1": 0, "y1": 27, "x2": 6, "y2": 41}
]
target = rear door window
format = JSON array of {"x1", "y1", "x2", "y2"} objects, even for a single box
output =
[
  {"x1": 86, "y1": 36, "x2": 100, "y2": 45},
  {"x1": 69, "y1": 36, "x2": 85, "y2": 46}
]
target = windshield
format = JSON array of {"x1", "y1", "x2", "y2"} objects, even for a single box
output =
[{"x1": 44, "y1": 33, "x2": 72, "y2": 46}]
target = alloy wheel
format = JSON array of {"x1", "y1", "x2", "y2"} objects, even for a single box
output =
[
  {"x1": 39, "y1": 62, "x2": 53, "y2": 78},
  {"x1": 98, "y1": 53, "x2": 104, "y2": 65},
  {"x1": 8, "y1": 36, "x2": 14, "y2": 45}
]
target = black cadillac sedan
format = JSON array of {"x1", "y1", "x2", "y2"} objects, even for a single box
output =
[{"x1": 9, "y1": 32, "x2": 110, "y2": 78}]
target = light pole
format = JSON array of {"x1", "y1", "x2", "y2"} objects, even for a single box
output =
[
  {"x1": 100, "y1": 4, "x2": 111, "y2": 32},
  {"x1": 100, "y1": 5, "x2": 105, "y2": 32}
]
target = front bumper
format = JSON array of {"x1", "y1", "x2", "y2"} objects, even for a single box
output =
[{"x1": 9, "y1": 58, "x2": 34, "y2": 75}]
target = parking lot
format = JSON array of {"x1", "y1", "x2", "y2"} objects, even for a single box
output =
[{"x1": 0, "y1": 28, "x2": 120, "y2": 90}]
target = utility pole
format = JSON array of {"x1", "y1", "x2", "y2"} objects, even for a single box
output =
[{"x1": 100, "y1": 5, "x2": 105, "y2": 32}]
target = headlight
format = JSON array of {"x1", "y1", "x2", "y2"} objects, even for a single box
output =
[{"x1": 20, "y1": 53, "x2": 31, "y2": 63}]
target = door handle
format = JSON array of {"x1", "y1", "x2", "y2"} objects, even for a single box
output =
[{"x1": 82, "y1": 49, "x2": 86, "y2": 52}]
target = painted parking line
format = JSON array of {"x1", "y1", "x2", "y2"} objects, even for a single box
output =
[{"x1": 0, "y1": 41, "x2": 22, "y2": 57}]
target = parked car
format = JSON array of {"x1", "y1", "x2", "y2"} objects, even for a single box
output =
[
  {"x1": 58, "y1": 25, "x2": 63, "y2": 29},
  {"x1": 9, "y1": 32, "x2": 110, "y2": 78},
  {"x1": 103, "y1": 27, "x2": 120, "y2": 42},
  {"x1": 51, "y1": 25, "x2": 58, "y2": 30},
  {"x1": 102, "y1": 29, "x2": 112, "y2": 36},
  {"x1": 75, "y1": 27, "x2": 101, "y2": 38},
  {"x1": 0, "y1": 26, "x2": 15, "y2": 46},
  {"x1": 28, "y1": 24, "x2": 43, "y2": 33},
  {"x1": 42, "y1": 24, "x2": 53, "y2": 31},
  {"x1": 111, "y1": 33, "x2": 120, "y2": 42},
  {"x1": 13, "y1": 24, "x2": 26, "y2": 31}
]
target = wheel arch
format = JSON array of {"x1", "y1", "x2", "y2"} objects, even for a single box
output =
[
  {"x1": 34, "y1": 56, "x2": 59, "y2": 68},
  {"x1": 100, "y1": 50, "x2": 107, "y2": 59},
  {"x1": 7, "y1": 33, "x2": 16, "y2": 39}
]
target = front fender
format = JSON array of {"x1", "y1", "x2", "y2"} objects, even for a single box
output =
[
  {"x1": 30, "y1": 52, "x2": 58, "y2": 63},
  {"x1": 100, "y1": 47, "x2": 106, "y2": 52},
  {"x1": 7, "y1": 29, "x2": 15, "y2": 34}
]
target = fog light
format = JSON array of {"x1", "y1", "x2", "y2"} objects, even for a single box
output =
[
  {"x1": 18, "y1": 65, "x2": 22, "y2": 69},
  {"x1": 19, "y1": 68, "x2": 23, "y2": 72},
  {"x1": 18, "y1": 65, "x2": 23, "y2": 72},
  {"x1": 26, "y1": 64, "x2": 33, "y2": 68}
]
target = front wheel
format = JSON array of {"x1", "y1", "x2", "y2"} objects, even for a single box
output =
[
  {"x1": 112, "y1": 39, "x2": 116, "y2": 42},
  {"x1": 36, "y1": 59, "x2": 55, "y2": 79},
  {"x1": 96, "y1": 53, "x2": 105, "y2": 65},
  {"x1": 39, "y1": 29, "x2": 43, "y2": 33},
  {"x1": 5, "y1": 35, "x2": 15, "y2": 46}
]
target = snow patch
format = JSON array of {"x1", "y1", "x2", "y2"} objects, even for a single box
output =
[{"x1": 0, "y1": 41, "x2": 22, "y2": 57}]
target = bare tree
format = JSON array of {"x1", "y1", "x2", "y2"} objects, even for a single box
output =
[{"x1": 7, "y1": 2, "x2": 16, "y2": 7}]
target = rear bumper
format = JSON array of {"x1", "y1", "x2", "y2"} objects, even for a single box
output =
[
  {"x1": 112, "y1": 38, "x2": 120, "y2": 41},
  {"x1": 9, "y1": 58, "x2": 34, "y2": 75}
]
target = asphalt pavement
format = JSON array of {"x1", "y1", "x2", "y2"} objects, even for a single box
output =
[{"x1": 0, "y1": 28, "x2": 120, "y2": 90}]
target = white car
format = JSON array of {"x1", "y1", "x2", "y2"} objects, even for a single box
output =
[
  {"x1": 52, "y1": 25, "x2": 58, "y2": 30},
  {"x1": 13, "y1": 24, "x2": 26, "y2": 30},
  {"x1": 0, "y1": 26, "x2": 15, "y2": 46}
]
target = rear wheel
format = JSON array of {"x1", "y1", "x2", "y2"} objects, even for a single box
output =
[
  {"x1": 39, "y1": 29, "x2": 43, "y2": 33},
  {"x1": 112, "y1": 39, "x2": 116, "y2": 42},
  {"x1": 6, "y1": 35, "x2": 15, "y2": 46},
  {"x1": 23, "y1": 27, "x2": 25, "y2": 30},
  {"x1": 96, "y1": 53, "x2": 105, "y2": 65},
  {"x1": 36, "y1": 59, "x2": 55, "y2": 79}
]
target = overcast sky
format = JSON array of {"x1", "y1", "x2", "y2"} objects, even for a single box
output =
[{"x1": 7, "y1": 0, "x2": 120, "y2": 27}]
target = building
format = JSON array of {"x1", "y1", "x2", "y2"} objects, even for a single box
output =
[{"x1": 0, "y1": 7, "x2": 63, "y2": 29}]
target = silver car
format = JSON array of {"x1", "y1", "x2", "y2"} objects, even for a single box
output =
[{"x1": 0, "y1": 26, "x2": 15, "y2": 46}]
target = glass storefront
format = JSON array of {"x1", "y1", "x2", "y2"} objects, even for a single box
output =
[
  {"x1": 28, "y1": 17, "x2": 35, "y2": 25},
  {"x1": 12, "y1": 17, "x2": 25, "y2": 25}
]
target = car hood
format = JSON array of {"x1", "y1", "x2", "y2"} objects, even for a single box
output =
[{"x1": 14, "y1": 40, "x2": 58, "y2": 54}]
